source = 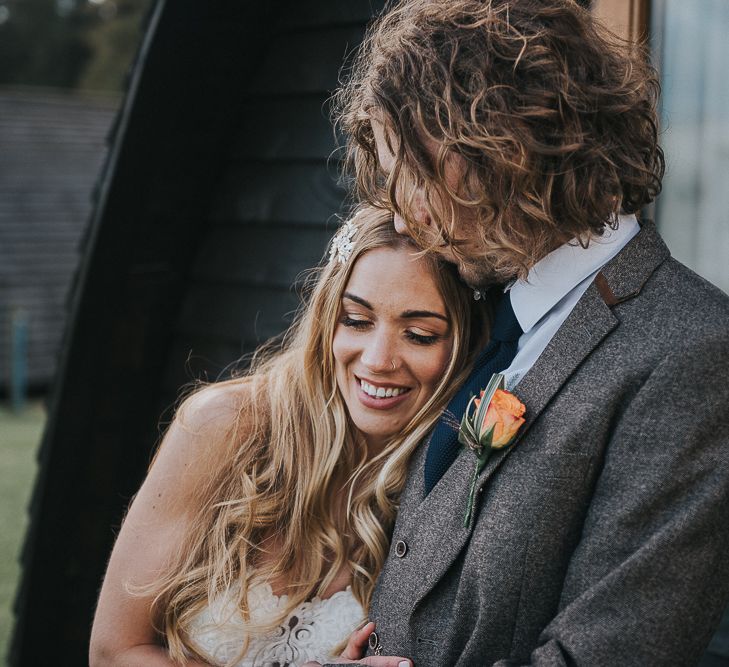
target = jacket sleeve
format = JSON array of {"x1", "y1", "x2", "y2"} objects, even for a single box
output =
[{"x1": 494, "y1": 332, "x2": 729, "y2": 666}]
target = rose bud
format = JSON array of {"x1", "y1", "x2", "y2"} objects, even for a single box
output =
[{"x1": 476, "y1": 389, "x2": 526, "y2": 448}]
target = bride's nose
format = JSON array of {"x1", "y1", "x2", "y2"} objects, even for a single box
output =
[{"x1": 360, "y1": 331, "x2": 397, "y2": 374}]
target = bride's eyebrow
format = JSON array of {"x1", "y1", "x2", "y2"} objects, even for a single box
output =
[
  {"x1": 343, "y1": 293, "x2": 448, "y2": 323},
  {"x1": 342, "y1": 292, "x2": 372, "y2": 309},
  {"x1": 401, "y1": 309, "x2": 449, "y2": 323}
]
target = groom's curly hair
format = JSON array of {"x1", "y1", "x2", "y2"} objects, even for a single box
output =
[{"x1": 334, "y1": 0, "x2": 665, "y2": 281}]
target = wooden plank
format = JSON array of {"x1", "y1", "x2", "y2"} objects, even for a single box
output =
[
  {"x1": 246, "y1": 25, "x2": 367, "y2": 95},
  {"x1": 230, "y1": 96, "x2": 342, "y2": 161},
  {"x1": 0, "y1": 268, "x2": 77, "y2": 282},
  {"x1": 592, "y1": 0, "x2": 651, "y2": 43},
  {"x1": 0, "y1": 127, "x2": 110, "y2": 144},
  {"x1": 159, "y1": 336, "x2": 252, "y2": 395},
  {"x1": 209, "y1": 162, "x2": 347, "y2": 224},
  {"x1": 0, "y1": 243, "x2": 79, "y2": 255},
  {"x1": 0, "y1": 166, "x2": 105, "y2": 189},
  {"x1": 0, "y1": 230, "x2": 84, "y2": 243},
  {"x1": 0, "y1": 197, "x2": 92, "y2": 208},
  {"x1": 175, "y1": 283, "x2": 302, "y2": 345},
  {"x1": 0, "y1": 244, "x2": 80, "y2": 257},
  {"x1": 277, "y1": 0, "x2": 383, "y2": 30},
  {"x1": 190, "y1": 223, "x2": 331, "y2": 288}
]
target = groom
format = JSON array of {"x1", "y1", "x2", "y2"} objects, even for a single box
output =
[{"x1": 320, "y1": 1, "x2": 729, "y2": 665}]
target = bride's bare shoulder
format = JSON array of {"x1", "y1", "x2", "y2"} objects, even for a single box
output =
[
  {"x1": 148, "y1": 381, "x2": 254, "y2": 500},
  {"x1": 174, "y1": 381, "x2": 252, "y2": 439}
]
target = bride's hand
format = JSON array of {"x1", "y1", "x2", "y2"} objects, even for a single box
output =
[
  {"x1": 341, "y1": 620, "x2": 376, "y2": 660},
  {"x1": 301, "y1": 621, "x2": 413, "y2": 667}
]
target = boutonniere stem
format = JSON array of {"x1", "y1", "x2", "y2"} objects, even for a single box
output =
[{"x1": 458, "y1": 373, "x2": 526, "y2": 527}]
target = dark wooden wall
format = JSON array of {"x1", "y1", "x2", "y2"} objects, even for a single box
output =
[
  {"x1": 0, "y1": 90, "x2": 117, "y2": 391},
  {"x1": 161, "y1": 6, "x2": 379, "y2": 395},
  {"x1": 9, "y1": 1, "x2": 384, "y2": 664}
]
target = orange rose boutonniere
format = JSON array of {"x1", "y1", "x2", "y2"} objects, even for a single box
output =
[{"x1": 458, "y1": 373, "x2": 526, "y2": 526}]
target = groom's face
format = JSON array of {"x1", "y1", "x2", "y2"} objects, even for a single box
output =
[{"x1": 370, "y1": 119, "x2": 499, "y2": 288}]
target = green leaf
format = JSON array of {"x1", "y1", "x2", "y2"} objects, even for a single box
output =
[
  {"x1": 464, "y1": 394, "x2": 479, "y2": 421},
  {"x1": 472, "y1": 373, "x2": 505, "y2": 436},
  {"x1": 478, "y1": 425, "x2": 495, "y2": 449}
]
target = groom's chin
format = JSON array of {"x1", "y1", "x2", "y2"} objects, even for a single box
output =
[{"x1": 458, "y1": 263, "x2": 501, "y2": 291}]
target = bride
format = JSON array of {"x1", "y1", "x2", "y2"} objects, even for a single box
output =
[{"x1": 89, "y1": 206, "x2": 486, "y2": 667}]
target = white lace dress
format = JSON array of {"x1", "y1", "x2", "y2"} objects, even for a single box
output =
[{"x1": 187, "y1": 582, "x2": 365, "y2": 667}]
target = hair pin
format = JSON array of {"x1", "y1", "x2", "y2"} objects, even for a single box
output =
[{"x1": 329, "y1": 219, "x2": 358, "y2": 264}]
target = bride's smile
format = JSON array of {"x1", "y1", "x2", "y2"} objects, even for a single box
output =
[{"x1": 357, "y1": 377, "x2": 411, "y2": 399}]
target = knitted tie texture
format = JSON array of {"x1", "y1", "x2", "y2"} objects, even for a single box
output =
[{"x1": 424, "y1": 291, "x2": 523, "y2": 495}]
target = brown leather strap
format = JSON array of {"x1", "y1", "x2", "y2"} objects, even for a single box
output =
[{"x1": 594, "y1": 271, "x2": 620, "y2": 306}]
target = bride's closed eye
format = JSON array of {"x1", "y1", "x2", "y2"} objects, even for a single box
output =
[{"x1": 405, "y1": 330, "x2": 441, "y2": 346}]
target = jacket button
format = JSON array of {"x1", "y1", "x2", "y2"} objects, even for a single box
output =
[
  {"x1": 395, "y1": 540, "x2": 408, "y2": 557},
  {"x1": 368, "y1": 630, "x2": 382, "y2": 655}
]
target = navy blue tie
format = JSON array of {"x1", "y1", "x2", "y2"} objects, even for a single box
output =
[{"x1": 424, "y1": 291, "x2": 523, "y2": 495}]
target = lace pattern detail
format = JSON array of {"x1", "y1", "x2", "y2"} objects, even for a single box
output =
[{"x1": 188, "y1": 582, "x2": 365, "y2": 667}]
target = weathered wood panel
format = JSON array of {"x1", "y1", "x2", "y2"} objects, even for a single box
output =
[
  {"x1": 190, "y1": 223, "x2": 331, "y2": 287},
  {"x1": 279, "y1": 0, "x2": 381, "y2": 29},
  {"x1": 246, "y1": 26, "x2": 368, "y2": 95},
  {"x1": 210, "y1": 163, "x2": 346, "y2": 224},
  {"x1": 592, "y1": 0, "x2": 651, "y2": 41},
  {"x1": 231, "y1": 97, "x2": 341, "y2": 161},
  {"x1": 161, "y1": 336, "x2": 250, "y2": 392},
  {"x1": 176, "y1": 283, "x2": 300, "y2": 343}
]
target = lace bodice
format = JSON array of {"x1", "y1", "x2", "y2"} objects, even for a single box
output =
[{"x1": 187, "y1": 582, "x2": 365, "y2": 667}]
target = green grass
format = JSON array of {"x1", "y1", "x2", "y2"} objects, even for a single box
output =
[{"x1": 0, "y1": 402, "x2": 44, "y2": 665}]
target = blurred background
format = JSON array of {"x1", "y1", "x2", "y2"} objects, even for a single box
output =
[
  {"x1": 0, "y1": 0, "x2": 151, "y2": 661},
  {"x1": 0, "y1": 0, "x2": 727, "y2": 664}
]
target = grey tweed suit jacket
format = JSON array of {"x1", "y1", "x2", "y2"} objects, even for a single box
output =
[{"x1": 332, "y1": 221, "x2": 729, "y2": 666}]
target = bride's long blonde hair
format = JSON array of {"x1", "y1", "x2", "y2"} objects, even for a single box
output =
[{"x1": 146, "y1": 206, "x2": 487, "y2": 664}]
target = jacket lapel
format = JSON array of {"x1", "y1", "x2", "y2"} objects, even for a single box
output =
[{"x1": 394, "y1": 220, "x2": 671, "y2": 612}]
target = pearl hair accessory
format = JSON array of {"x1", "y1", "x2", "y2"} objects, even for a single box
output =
[{"x1": 329, "y1": 219, "x2": 358, "y2": 264}]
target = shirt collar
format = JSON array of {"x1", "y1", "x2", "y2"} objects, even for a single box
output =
[{"x1": 507, "y1": 214, "x2": 640, "y2": 334}]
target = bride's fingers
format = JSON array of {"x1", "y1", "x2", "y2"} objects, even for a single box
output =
[
  {"x1": 301, "y1": 657, "x2": 412, "y2": 667},
  {"x1": 341, "y1": 620, "x2": 376, "y2": 660},
  {"x1": 360, "y1": 657, "x2": 412, "y2": 667}
]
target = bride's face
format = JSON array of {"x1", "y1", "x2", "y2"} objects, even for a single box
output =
[{"x1": 332, "y1": 245, "x2": 454, "y2": 452}]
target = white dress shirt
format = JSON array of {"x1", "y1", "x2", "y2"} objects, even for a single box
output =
[{"x1": 502, "y1": 214, "x2": 640, "y2": 391}]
